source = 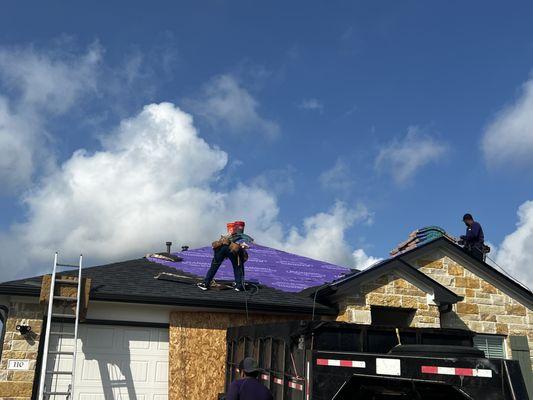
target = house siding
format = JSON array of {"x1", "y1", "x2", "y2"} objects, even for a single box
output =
[
  {"x1": 336, "y1": 274, "x2": 440, "y2": 328},
  {"x1": 415, "y1": 254, "x2": 533, "y2": 365},
  {"x1": 336, "y1": 251, "x2": 532, "y2": 366}
]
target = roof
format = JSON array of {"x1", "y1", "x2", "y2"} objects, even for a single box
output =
[
  {"x1": 317, "y1": 233, "x2": 533, "y2": 309},
  {"x1": 0, "y1": 250, "x2": 342, "y2": 315},
  {"x1": 147, "y1": 244, "x2": 351, "y2": 293},
  {"x1": 2, "y1": 229, "x2": 530, "y2": 313}
]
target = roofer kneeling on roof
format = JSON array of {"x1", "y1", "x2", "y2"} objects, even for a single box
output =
[
  {"x1": 197, "y1": 221, "x2": 252, "y2": 292},
  {"x1": 459, "y1": 213, "x2": 485, "y2": 261}
]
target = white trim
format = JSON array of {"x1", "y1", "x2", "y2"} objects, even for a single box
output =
[{"x1": 86, "y1": 301, "x2": 172, "y2": 324}]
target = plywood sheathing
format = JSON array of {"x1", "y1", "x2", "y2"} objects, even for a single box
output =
[
  {"x1": 169, "y1": 311, "x2": 304, "y2": 400},
  {"x1": 39, "y1": 274, "x2": 92, "y2": 320}
]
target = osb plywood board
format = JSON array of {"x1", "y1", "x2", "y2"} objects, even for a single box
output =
[
  {"x1": 169, "y1": 311, "x2": 300, "y2": 400},
  {"x1": 39, "y1": 275, "x2": 92, "y2": 319}
]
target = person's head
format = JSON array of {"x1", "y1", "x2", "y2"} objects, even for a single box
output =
[
  {"x1": 463, "y1": 213, "x2": 474, "y2": 227},
  {"x1": 238, "y1": 357, "x2": 261, "y2": 378}
]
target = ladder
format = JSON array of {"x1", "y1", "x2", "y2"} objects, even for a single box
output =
[{"x1": 38, "y1": 252, "x2": 83, "y2": 400}]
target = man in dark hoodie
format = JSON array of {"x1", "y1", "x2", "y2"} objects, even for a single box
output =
[
  {"x1": 226, "y1": 357, "x2": 273, "y2": 400},
  {"x1": 460, "y1": 213, "x2": 485, "y2": 261}
]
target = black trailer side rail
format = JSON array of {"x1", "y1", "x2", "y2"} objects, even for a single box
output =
[{"x1": 307, "y1": 350, "x2": 529, "y2": 400}]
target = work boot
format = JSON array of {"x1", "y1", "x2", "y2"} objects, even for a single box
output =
[{"x1": 233, "y1": 282, "x2": 246, "y2": 291}]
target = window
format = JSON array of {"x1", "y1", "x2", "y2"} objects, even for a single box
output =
[
  {"x1": 473, "y1": 335, "x2": 506, "y2": 359},
  {"x1": 371, "y1": 306, "x2": 415, "y2": 328}
]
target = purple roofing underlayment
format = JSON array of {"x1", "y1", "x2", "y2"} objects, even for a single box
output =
[{"x1": 147, "y1": 244, "x2": 350, "y2": 293}]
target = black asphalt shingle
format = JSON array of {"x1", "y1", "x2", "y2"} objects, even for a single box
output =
[{"x1": 0, "y1": 258, "x2": 336, "y2": 315}]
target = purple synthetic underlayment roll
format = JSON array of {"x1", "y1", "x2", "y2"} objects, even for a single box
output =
[{"x1": 148, "y1": 244, "x2": 350, "y2": 293}]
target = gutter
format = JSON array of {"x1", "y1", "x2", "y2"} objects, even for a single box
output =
[{"x1": 0, "y1": 286, "x2": 337, "y2": 316}]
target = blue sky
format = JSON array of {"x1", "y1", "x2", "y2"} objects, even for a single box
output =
[{"x1": 0, "y1": 1, "x2": 532, "y2": 286}]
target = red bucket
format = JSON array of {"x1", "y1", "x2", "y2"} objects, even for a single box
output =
[
  {"x1": 233, "y1": 221, "x2": 245, "y2": 234},
  {"x1": 226, "y1": 222, "x2": 236, "y2": 234}
]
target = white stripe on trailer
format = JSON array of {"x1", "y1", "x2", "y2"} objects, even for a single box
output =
[
  {"x1": 288, "y1": 380, "x2": 303, "y2": 391},
  {"x1": 421, "y1": 365, "x2": 493, "y2": 378},
  {"x1": 273, "y1": 377, "x2": 284, "y2": 385},
  {"x1": 474, "y1": 369, "x2": 493, "y2": 378},
  {"x1": 437, "y1": 367, "x2": 455, "y2": 376}
]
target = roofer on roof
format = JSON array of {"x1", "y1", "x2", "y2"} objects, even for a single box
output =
[
  {"x1": 460, "y1": 213, "x2": 485, "y2": 261},
  {"x1": 225, "y1": 357, "x2": 273, "y2": 400},
  {"x1": 197, "y1": 221, "x2": 251, "y2": 292}
]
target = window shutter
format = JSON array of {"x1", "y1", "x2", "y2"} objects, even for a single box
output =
[
  {"x1": 473, "y1": 335, "x2": 505, "y2": 359},
  {"x1": 509, "y1": 336, "x2": 533, "y2": 399}
]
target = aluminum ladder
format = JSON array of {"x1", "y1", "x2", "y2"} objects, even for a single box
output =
[{"x1": 38, "y1": 252, "x2": 83, "y2": 400}]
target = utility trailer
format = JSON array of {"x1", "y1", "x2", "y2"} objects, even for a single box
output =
[{"x1": 224, "y1": 321, "x2": 529, "y2": 400}]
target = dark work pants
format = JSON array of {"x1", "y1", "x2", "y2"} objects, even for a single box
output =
[
  {"x1": 465, "y1": 244, "x2": 484, "y2": 262},
  {"x1": 204, "y1": 245, "x2": 245, "y2": 288}
]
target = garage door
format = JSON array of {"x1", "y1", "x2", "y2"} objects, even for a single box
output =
[{"x1": 45, "y1": 323, "x2": 168, "y2": 400}]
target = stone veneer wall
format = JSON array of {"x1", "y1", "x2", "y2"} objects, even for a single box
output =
[
  {"x1": 337, "y1": 273, "x2": 440, "y2": 328},
  {"x1": 0, "y1": 301, "x2": 44, "y2": 400},
  {"x1": 415, "y1": 254, "x2": 533, "y2": 365}
]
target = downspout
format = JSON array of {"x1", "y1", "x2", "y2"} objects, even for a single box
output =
[{"x1": 438, "y1": 303, "x2": 453, "y2": 313}]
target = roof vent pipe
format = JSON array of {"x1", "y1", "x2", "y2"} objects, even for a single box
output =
[
  {"x1": 166, "y1": 242, "x2": 172, "y2": 254},
  {"x1": 181, "y1": 245, "x2": 189, "y2": 252}
]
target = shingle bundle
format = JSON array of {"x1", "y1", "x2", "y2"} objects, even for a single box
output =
[{"x1": 390, "y1": 226, "x2": 456, "y2": 256}]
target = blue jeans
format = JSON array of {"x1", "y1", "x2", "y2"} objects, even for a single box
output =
[{"x1": 204, "y1": 245, "x2": 245, "y2": 288}]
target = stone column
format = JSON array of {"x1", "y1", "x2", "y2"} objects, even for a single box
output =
[{"x1": 0, "y1": 301, "x2": 44, "y2": 399}]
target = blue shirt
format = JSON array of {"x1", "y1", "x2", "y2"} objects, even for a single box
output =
[
  {"x1": 226, "y1": 377, "x2": 273, "y2": 400},
  {"x1": 464, "y1": 221, "x2": 484, "y2": 248}
]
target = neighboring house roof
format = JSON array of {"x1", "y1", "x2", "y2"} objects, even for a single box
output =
[
  {"x1": 0, "y1": 252, "x2": 342, "y2": 316},
  {"x1": 147, "y1": 244, "x2": 351, "y2": 293},
  {"x1": 314, "y1": 257, "x2": 463, "y2": 306}
]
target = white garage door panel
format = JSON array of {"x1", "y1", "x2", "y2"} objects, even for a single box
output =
[{"x1": 46, "y1": 323, "x2": 168, "y2": 400}]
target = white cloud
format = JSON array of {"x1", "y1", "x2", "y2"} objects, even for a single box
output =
[
  {"x1": 0, "y1": 44, "x2": 101, "y2": 193},
  {"x1": 185, "y1": 74, "x2": 279, "y2": 138},
  {"x1": 375, "y1": 126, "x2": 447, "y2": 184},
  {"x1": 482, "y1": 78, "x2": 533, "y2": 168},
  {"x1": 352, "y1": 249, "x2": 382, "y2": 270},
  {"x1": 494, "y1": 200, "x2": 533, "y2": 289},
  {"x1": 0, "y1": 98, "x2": 43, "y2": 191},
  {"x1": 319, "y1": 158, "x2": 355, "y2": 192},
  {"x1": 0, "y1": 103, "x2": 377, "y2": 280},
  {"x1": 298, "y1": 98, "x2": 323, "y2": 112},
  {"x1": 0, "y1": 42, "x2": 101, "y2": 113},
  {"x1": 276, "y1": 202, "x2": 373, "y2": 268}
]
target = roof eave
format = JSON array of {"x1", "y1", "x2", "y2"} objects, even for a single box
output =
[
  {"x1": 319, "y1": 258, "x2": 462, "y2": 306},
  {"x1": 0, "y1": 285, "x2": 337, "y2": 316}
]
